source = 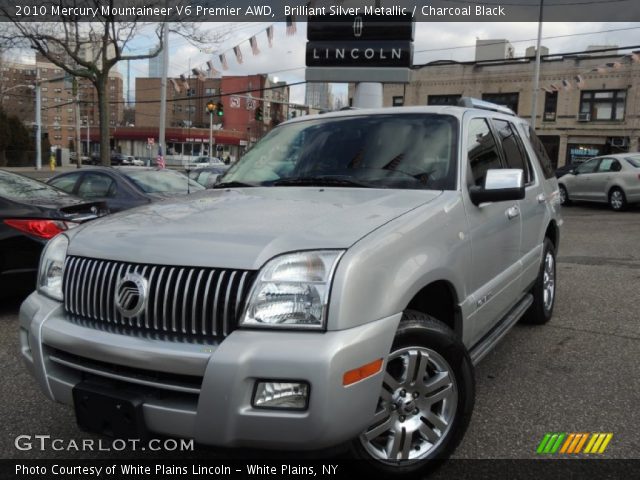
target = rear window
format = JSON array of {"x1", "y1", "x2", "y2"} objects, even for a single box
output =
[
  {"x1": 625, "y1": 155, "x2": 640, "y2": 168},
  {"x1": 0, "y1": 170, "x2": 70, "y2": 202}
]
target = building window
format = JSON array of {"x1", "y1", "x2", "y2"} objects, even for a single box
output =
[
  {"x1": 579, "y1": 90, "x2": 626, "y2": 121},
  {"x1": 392, "y1": 96, "x2": 404, "y2": 106},
  {"x1": 42, "y1": 87, "x2": 48, "y2": 92},
  {"x1": 205, "y1": 88, "x2": 216, "y2": 95},
  {"x1": 543, "y1": 91, "x2": 557, "y2": 121},
  {"x1": 481, "y1": 92, "x2": 519, "y2": 114},
  {"x1": 428, "y1": 94, "x2": 461, "y2": 106},
  {"x1": 54, "y1": 88, "x2": 61, "y2": 93},
  {"x1": 67, "y1": 108, "x2": 73, "y2": 113}
]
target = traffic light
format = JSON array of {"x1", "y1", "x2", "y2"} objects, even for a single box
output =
[
  {"x1": 255, "y1": 106, "x2": 263, "y2": 121},
  {"x1": 216, "y1": 102, "x2": 224, "y2": 116}
]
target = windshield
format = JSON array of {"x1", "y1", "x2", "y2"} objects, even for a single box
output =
[
  {"x1": 124, "y1": 169, "x2": 204, "y2": 194},
  {"x1": 0, "y1": 169, "x2": 71, "y2": 201},
  {"x1": 219, "y1": 114, "x2": 458, "y2": 190},
  {"x1": 625, "y1": 155, "x2": 640, "y2": 168}
]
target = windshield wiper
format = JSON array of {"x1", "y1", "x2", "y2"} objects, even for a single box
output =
[
  {"x1": 272, "y1": 176, "x2": 378, "y2": 188},
  {"x1": 212, "y1": 181, "x2": 257, "y2": 189}
]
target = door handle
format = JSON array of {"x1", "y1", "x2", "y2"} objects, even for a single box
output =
[
  {"x1": 536, "y1": 193, "x2": 546, "y2": 204},
  {"x1": 506, "y1": 206, "x2": 520, "y2": 219}
]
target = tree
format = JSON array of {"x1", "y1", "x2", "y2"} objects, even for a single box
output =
[{"x1": 0, "y1": 5, "x2": 220, "y2": 165}]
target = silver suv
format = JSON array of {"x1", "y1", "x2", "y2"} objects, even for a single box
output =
[{"x1": 21, "y1": 99, "x2": 561, "y2": 476}]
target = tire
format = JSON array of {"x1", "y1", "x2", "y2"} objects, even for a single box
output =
[
  {"x1": 522, "y1": 238, "x2": 556, "y2": 325},
  {"x1": 351, "y1": 311, "x2": 475, "y2": 477},
  {"x1": 559, "y1": 185, "x2": 571, "y2": 206},
  {"x1": 608, "y1": 188, "x2": 627, "y2": 211}
]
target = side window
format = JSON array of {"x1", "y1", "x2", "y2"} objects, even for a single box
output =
[
  {"x1": 575, "y1": 158, "x2": 599, "y2": 174},
  {"x1": 493, "y1": 119, "x2": 532, "y2": 184},
  {"x1": 49, "y1": 173, "x2": 81, "y2": 193},
  {"x1": 597, "y1": 158, "x2": 621, "y2": 172},
  {"x1": 467, "y1": 118, "x2": 503, "y2": 187},
  {"x1": 77, "y1": 173, "x2": 116, "y2": 198},
  {"x1": 525, "y1": 126, "x2": 555, "y2": 179}
]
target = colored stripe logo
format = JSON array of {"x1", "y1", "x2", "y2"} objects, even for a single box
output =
[{"x1": 537, "y1": 433, "x2": 613, "y2": 454}]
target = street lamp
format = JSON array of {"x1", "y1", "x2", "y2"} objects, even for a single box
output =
[{"x1": 206, "y1": 99, "x2": 216, "y2": 160}]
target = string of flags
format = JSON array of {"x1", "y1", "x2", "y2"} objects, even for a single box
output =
[
  {"x1": 540, "y1": 51, "x2": 640, "y2": 93},
  {"x1": 169, "y1": 18, "x2": 297, "y2": 94}
]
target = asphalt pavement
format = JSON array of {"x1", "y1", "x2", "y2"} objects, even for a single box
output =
[{"x1": 1, "y1": 205, "x2": 638, "y2": 464}]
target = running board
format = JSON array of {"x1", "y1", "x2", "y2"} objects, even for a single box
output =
[{"x1": 469, "y1": 293, "x2": 533, "y2": 366}]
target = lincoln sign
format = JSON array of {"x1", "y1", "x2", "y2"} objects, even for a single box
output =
[{"x1": 305, "y1": 14, "x2": 414, "y2": 83}]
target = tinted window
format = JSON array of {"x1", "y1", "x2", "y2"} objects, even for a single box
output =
[
  {"x1": 0, "y1": 170, "x2": 70, "y2": 201},
  {"x1": 493, "y1": 119, "x2": 532, "y2": 184},
  {"x1": 49, "y1": 173, "x2": 81, "y2": 193},
  {"x1": 467, "y1": 118, "x2": 502, "y2": 187},
  {"x1": 221, "y1": 114, "x2": 459, "y2": 190},
  {"x1": 525, "y1": 126, "x2": 555, "y2": 179},
  {"x1": 77, "y1": 173, "x2": 116, "y2": 198},
  {"x1": 575, "y1": 158, "x2": 599, "y2": 174}
]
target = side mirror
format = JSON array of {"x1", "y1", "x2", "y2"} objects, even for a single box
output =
[{"x1": 469, "y1": 169, "x2": 525, "y2": 206}]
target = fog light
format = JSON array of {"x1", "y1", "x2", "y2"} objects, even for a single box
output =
[{"x1": 252, "y1": 381, "x2": 309, "y2": 410}]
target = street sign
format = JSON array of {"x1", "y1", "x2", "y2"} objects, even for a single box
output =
[
  {"x1": 305, "y1": 14, "x2": 413, "y2": 84},
  {"x1": 306, "y1": 41, "x2": 412, "y2": 68},
  {"x1": 230, "y1": 96, "x2": 240, "y2": 108},
  {"x1": 147, "y1": 137, "x2": 155, "y2": 145},
  {"x1": 246, "y1": 98, "x2": 256, "y2": 110}
]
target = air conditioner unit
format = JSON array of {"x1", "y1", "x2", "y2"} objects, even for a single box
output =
[
  {"x1": 577, "y1": 112, "x2": 591, "y2": 122},
  {"x1": 609, "y1": 137, "x2": 628, "y2": 147}
]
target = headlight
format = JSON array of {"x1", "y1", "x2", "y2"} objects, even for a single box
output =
[
  {"x1": 241, "y1": 250, "x2": 343, "y2": 330},
  {"x1": 38, "y1": 234, "x2": 69, "y2": 301}
]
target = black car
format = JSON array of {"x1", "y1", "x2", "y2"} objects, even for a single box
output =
[
  {"x1": 48, "y1": 166, "x2": 204, "y2": 213},
  {"x1": 188, "y1": 165, "x2": 229, "y2": 188},
  {"x1": 0, "y1": 170, "x2": 105, "y2": 297}
]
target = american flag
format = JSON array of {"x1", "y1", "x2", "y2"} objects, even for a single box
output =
[
  {"x1": 233, "y1": 45, "x2": 243, "y2": 64},
  {"x1": 219, "y1": 53, "x2": 228, "y2": 70},
  {"x1": 156, "y1": 146, "x2": 165, "y2": 169},
  {"x1": 286, "y1": 15, "x2": 297, "y2": 36},
  {"x1": 266, "y1": 25, "x2": 274, "y2": 47},
  {"x1": 249, "y1": 36, "x2": 260, "y2": 56},
  {"x1": 206, "y1": 60, "x2": 220, "y2": 77},
  {"x1": 575, "y1": 75, "x2": 585, "y2": 89}
]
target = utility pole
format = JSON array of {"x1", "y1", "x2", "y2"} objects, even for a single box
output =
[
  {"x1": 74, "y1": 78, "x2": 82, "y2": 168},
  {"x1": 86, "y1": 116, "x2": 90, "y2": 159},
  {"x1": 530, "y1": 0, "x2": 545, "y2": 129},
  {"x1": 158, "y1": 23, "x2": 169, "y2": 164},
  {"x1": 35, "y1": 69, "x2": 42, "y2": 170}
]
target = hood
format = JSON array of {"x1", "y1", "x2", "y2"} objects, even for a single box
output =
[{"x1": 68, "y1": 187, "x2": 441, "y2": 270}]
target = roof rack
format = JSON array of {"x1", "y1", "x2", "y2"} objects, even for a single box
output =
[
  {"x1": 318, "y1": 106, "x2": 359, "y2": 114},
  {"x1": 456, "y1": 97, "x2": 516, "y2": 116}
]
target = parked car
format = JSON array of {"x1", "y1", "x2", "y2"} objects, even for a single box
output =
[
  {"x1": 21, "y1": 98, "x2": 561, "y2": 477},
  {"x1": 188, "y1": 165, "x2": 229, "y2": 188},
  {"x1": 558, "y1": 153, "x2": 640, "y2": 210},
  {"x1": 110, "y1": 153, "x2": 127, "y2": 166},
  {"x1": 0, "y1": 169, "x2": 105, "y2": 298},
  {"x1": 183, "y1": 156, "x2": 225, "y2": 169},
  {"x1": 47, "y1": 167, "x2": 204, "y2": 213}
]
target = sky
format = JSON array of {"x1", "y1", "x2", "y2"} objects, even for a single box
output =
[{"x1": 118, "y1": 21, "x2": 640, "y2": 106}]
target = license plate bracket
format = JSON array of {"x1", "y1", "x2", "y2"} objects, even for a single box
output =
[{"x1": 72, "y1": 381, "x2": 148, "y2": 440}]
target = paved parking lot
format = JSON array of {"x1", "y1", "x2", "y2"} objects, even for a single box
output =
[{"x1": 1, "y1": 205, "x2": 638, "y2": 461}]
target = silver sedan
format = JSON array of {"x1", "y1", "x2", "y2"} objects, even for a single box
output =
[{"x1": 558, "y1": 153, "x2": 640, "y2": 210}]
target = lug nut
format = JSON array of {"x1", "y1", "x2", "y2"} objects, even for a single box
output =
[
  {"x1": 399, "y1": 415, "x2": 406, "y2": 422},
  {"x1": 413, "y1": 408, "x2": 419, "y2": 415},
  {"x1": 400, "y1": 389, "x2": 406, "y2": 396},
  {"x1": 390, "y1": 404, "x2": 398, "y2": 411},
  {"x1": 413, "y1": 392, "x2": 419, "y2": 398}
]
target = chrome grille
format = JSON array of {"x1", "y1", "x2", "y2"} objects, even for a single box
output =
[{"x1": 63, "y1": 256, "x2": 255, "y2": 338}]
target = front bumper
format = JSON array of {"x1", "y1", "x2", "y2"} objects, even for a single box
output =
[{"x1": 19, "y1": 291, "x2": 401, "y2": 450}]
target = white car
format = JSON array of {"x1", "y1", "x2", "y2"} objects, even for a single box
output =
[{"x1": 558, "y1": 153, "x2": 640, "y2": 210}]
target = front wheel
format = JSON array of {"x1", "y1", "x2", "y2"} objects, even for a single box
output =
[
  {"x1": 522, "y1": 238, "x2": 556, "y2": 325},
  {"x1": 352, "y1": 311, "x2": 475, "y2": 477}
]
